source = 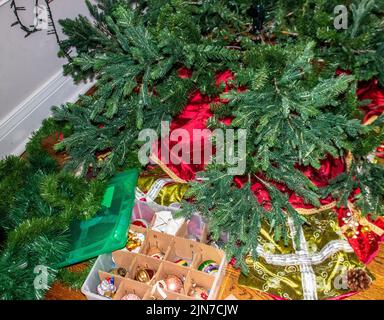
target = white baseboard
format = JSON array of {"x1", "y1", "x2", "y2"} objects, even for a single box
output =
[{"x1": 0, "y1": 71, "x2": 94, "y2": 158}]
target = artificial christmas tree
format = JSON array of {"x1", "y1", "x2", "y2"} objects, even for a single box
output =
[
  {"x1": 1, "y1": 0, "x2": 383, "y2": 300},
  {"x1": 52, "y1": 0, "x2": 384, "y2": 272}
]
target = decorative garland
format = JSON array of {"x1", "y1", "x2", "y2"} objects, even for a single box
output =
[{"x1": 0, "y1": 119, "x2": 106, "y2": 300}]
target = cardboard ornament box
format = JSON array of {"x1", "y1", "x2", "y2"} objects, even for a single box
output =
[{"x1": 82, "y1": 225, "x2": 226, "y2": 300}]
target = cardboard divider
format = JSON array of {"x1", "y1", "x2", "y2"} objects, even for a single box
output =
[
  {"x1": 192, "y1": 242, "x2": 225, "y2": 274},
  {"x1": 151, "y1": 261, "x2": 190, "y2": 295},
  {"x1": 174, "y1": 222, "x2": 188, "y2": 238},
  {"x1": 129, "y1": 254, "x2": 162, "y2": 283},
  {"x1": 140, "y1": 230, "x2": 173, "y2": 259},
  {"x1": 165, "y1": 238, "x2": 197, "y2": 268},
  {"x1": 175, "y1": 221, "x2": 208, "y2": 243},
  {"x1": 130, "y1": 224, "x2": 148, "y2": 234},
  {"x1": 111, "y1": 250, "x2": 136, "y2": 277},
  {"x1": 184, "y1": 269, "x2": 215, "y2": 300},
  {"x1": 113, "y1": 278, "x2": 150, "y2": 300},
  {"x1": 148, "y1": 215, "x2": 157, "y2": 229}
]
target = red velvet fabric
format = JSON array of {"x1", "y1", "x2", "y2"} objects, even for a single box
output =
[
  {"x1": 358, "y1": 79, "x2": 384, "y2": 159},
  {"x1": 357, "y1": 79, "x2": 384, "y2": 124},
  {"x1": 154, "y1": 68, "x2": 384, "y2": 265},
  {"x1": 155, "y1": 70, "x2": 235, "y2": 181}
]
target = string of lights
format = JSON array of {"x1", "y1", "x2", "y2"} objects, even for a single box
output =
[{"x1": 10, "y1": 0, "x2": 71, "y2": 60}]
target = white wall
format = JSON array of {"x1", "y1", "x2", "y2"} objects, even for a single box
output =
[{"x1": 0, "y1": 0, "x2": 94, "y2": 157}]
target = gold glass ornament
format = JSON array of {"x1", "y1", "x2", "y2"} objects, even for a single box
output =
[
  {"x1": 126, "y1": 230, "x2": 144, "y2": 252},
  {"x1": 345, "y1": 227, "x2": 357, "y2": 238},
  {"x1": 135, "y1": 268, "x2": 155, "y2": 283},
  {"x1": 361, "y1": 226, "x2": 371, "y2": 234}
]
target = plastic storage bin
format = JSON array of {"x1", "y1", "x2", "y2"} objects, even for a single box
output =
[{"x1": 56, "y1": 169, "x2": 139, "y2": 268}]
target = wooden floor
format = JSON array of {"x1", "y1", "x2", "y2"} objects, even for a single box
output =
[
  {"x1": 46, "y1": 245, "x2": 384, "y2": 300},
  {"x1": 347, "y1": 246, "x2": 384, "y2": 300},
  {"x1": 45, "y1": 282, "x2": 86, "y2": 300}
]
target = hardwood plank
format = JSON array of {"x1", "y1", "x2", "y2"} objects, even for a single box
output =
[
  {"x1": 217, "y1": 265, "x2": 272, "y2": 300},
  {"x1": 45, "y1": 282, "x2": 86, "y2": 300}
]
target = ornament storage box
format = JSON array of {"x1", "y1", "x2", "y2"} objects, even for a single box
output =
[{"x1": 81, "y1": 225, "x2": 226, "y2": 300}]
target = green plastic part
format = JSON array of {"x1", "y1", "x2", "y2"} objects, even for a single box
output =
[{"x1": 56, "y1": 169, "x2": 139, "y2": 268}]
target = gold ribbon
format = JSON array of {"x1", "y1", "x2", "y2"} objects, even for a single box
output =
[
  {"x1": 296, "y1": 202, "x2": 337, "y2": 216},
  {"x1": 344, "y1": 202, "x2": 384, "y2": 237},
  {"x1": 298, "y1": 201, "x2": 384, "y2": 237},
  {"x1": 149, "y1": 154, "x2": 187, "y2": 184}
]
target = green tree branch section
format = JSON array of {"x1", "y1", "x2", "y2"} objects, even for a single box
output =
[{"x1": 0, "y1": 120, "x2": 106, "y2": 300}]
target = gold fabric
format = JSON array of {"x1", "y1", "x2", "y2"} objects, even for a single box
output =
[
  {"x1": 238, "y1": 210, "x2": 372, "y2": 300},
  {"x1": 137, "y1": 167, "x2": 188, "y2": 206}
]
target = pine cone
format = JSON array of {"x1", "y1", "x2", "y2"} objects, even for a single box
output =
[{"x1": 347, "y1": 269, "x2": 371, "y2": 292}]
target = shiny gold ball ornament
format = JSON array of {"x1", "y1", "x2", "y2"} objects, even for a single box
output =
[
  {"x1": 345, "y1": 227, "x2": 356, "y2": 238},
  {"x1": 126, "y1": 230, "x2": 145, "y2": 252},
  {"x1": 135, "y1": 268, "x2": 155, "y2": 283},
  {"x1": 361, "y1": 226, "x2": 371, "y2": 234}
]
